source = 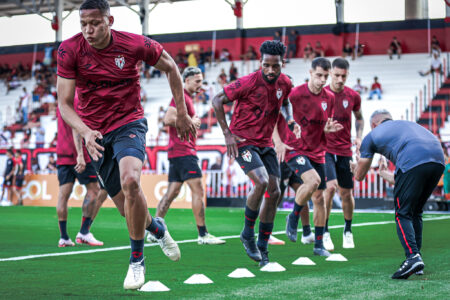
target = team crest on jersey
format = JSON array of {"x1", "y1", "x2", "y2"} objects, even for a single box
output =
[
  {"x1": 115, "y1": 55, "x2": 125, "y2": 69},
  {"x1": 276, "y1": 88, "x2": 283, "y2": 100},
  {"x1": 321, "y1": 102, "x2": 327, "y2": 111},
  {"x1": 241, "y1": 150, "x2": 252, "y2": 162},
  {"x1": 343, "y1": 100, "x2": 348, "y2": 109},
  {"x1": 296, "y1": 156, "x2": 305, "y2": 165}
]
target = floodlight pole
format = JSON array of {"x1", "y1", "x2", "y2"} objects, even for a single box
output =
[
  {"x1": 55, "y1": 0, "x2": 64, "y2": 42},
  {"x1": 140, "y1": 0, "x2": 150, "y2": 35}
]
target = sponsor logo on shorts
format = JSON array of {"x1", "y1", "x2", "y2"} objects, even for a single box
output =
[
  {"x1": 115, "y1": 55, "x2": 125, "y2": 69},
  {"x1": 343, "y1": 99, "x2": 348, "y2": 109},
  {"x1": 296, "y1": 156, "x2": 305, "y2": 165},
  {"x1": 321, "y1": 101, "x2": 327, "y2": 111},
  {"x1": 276, "y1": 88, "x2": 283, "y2": 100},
  {"x1": 129, "y1": 134, "x2": 136, "y2": 138},
  {"x1": 241, "y1": 150, "x2": 252, "y2": 162}
]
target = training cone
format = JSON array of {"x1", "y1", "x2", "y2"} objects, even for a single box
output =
[
  {"x1": 184, "y1": 274, "x2": 213, "y2": 284},
  {"x1": 326, "y1": 253, "x2": 348, "y2": 261},
  {"x1": 292, "y1": 257, "x2": 316, "y2": 266},
  {"x1": 138, "y1": 281, "x2": 170, "y2": 292},
  {"x1": 228, "y1": 268, "x2": 255, "y2": 278},
  {"x1": 260, "y1": 262, "x2": 286, "y2": 272}
]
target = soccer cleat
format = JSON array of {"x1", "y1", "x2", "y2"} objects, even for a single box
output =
[
  {"x1": 75, "y1": 232, "x2": 104, "y2": 246},
  {"x1": 343, "y1": 231, "x2": 355, "y2": 249},
  {"x1": 58, "y1": 238, "x2": 75, "y2": 247},
  {"x1": 155, "y1": 217, "x2": 181, "y2": 261},
  {"x1": 323, "y1": 232, "x2": 334, "y2": 251},
  {"x1": 285, "y1": 214, "x2": 298, "y2": 242},
  {"x1": 145, "y1": 230, "x2": 158, "y2": 243},
  {"x1": 258, "y1": 246, "x2": 269, "y2": 267},
  {"x1": 197, "y1": 233, "x2": 226, "y2": 245},
  {"x1": 123, "y1": 258, "x2": 145, "y2": 290},
  {"x1": 391, "y1": 254, "x2": 424, "y2": 279},
  {"x1": 415, "y1": 270, "x2": 424, "y2": 275},
  {"x1": 301, "y1": 232, "x2": 315, "y2": 245},
  {"x1": 313, "y1": 247, "x2": 331, "y2": 257},
  {"x1": 240, "y1": 232, "x2": 262, "y2": 262},
  {"x1": 268, "y1": 235, "x2": 285, "y2": 245}
]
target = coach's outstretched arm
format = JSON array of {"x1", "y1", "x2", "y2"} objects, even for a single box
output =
[
  {"x1": 212, "y1": 90, "x2": 245, "y2": 159},
  {"x1": 154, "y1": 50, "x2": 196, "y2": 142},
  {"x1": 57, "y1": 77, "x2": 104, "y2": 161},
  {"x1": 350, "y1": 156, "x2": 372, "y2": 181}
]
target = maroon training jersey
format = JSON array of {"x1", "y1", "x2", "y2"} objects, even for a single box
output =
[
  {"x1": 325, "y1": 86, "x2": 361, "y2": 157},
  {"x1": 56, "y1": 95, "x2": 91, "y2": 166},
  {"x1": 286, "y1": 83, "x2": 335, "y2": 164},
  {"x1": 223, "y1": 71, "x2": 292, "y2": 148},
  {"x1": 57, "y1": 30, "x2": 163, "y2": 135},
  {"x1": 168, "y1": 89, "x2": 197, "y2": 159}
]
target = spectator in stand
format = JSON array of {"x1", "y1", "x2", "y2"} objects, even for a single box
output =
[
  {"x1": 205, "y1": 47, "x2": 214, "y2": 66},
  {"x1": 388, "y1": 36, "x2": 402, "y2": 59},
  {"x1": 20, "y1": 129, "x2": 31, "y2": 149},
  {"x1": 34, "y1": 122, "x2": 46, "y2": 148},
  {"x1": 353, "y1": 78, "x2": 368, "y2": 95},
  {"x1": 0, "y1": 126, "x2": 11, "y2": 148},
  {"x1": 6, "y1": 75, "x2": 21, "y2": 95},
  {"x1": 217, "y1": 68, "x2": 228, "y2": 87},
  {"x1": 203, "y1": 81, "x2": 215, "y2": 102},
  {"x1": 303, "y1": 42, "x2": 314, "y2": 62},
  {"x1": 286, "y1": 29, "x2": 298, "y2": 62},
  {"x1": 31, "y1": 157, "x2": 40, "y2": 174},
  {"x1": 229, "y1": 63, "x2": 238, "y2": 82},
  {"x1": 342, "y1": 42, "x2": 353, "y2": 59},
  {"x1": 209, "y1": 156, "x2": 222, "y2": 196},
  {"x1": 46, "y1": 155, "x2": 57, "y2": 174},
  {"x1": 273, "y1": 30, "x2": 282, "y2": 41},
  {"x1": 242, "y1": 45, "x2": 258, "y2": 61},
  {"x1": 219, "y1": 48, "x2": 230, "y2": 62},
  {"x1": 419, "y1": 51, "x2": 442, "y2": 77},
  {"x1": 430, "y1": 36, "x2": 441, "y2": 55},
  {"x1": 187, "y1": 51, "x2": 198, "y2": 67},
  {"x1": 19, "y1": 87, "x2": 31, "y2": 124},
  {"x1": 41, "y1": 89, "x2": 56, "y2": 114},
  {"x1": 368, "y1": 76, "x2": 382, "y2": 100},
  {"x1": 314, "y1": 41, "x2": 325, "y2": 57},
  {"x1": 354, "y1": 43, "x2": 364, "y2": 59}
]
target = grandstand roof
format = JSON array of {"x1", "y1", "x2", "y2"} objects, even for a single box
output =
[{"x1": 0, "y1": 0, "x2": 192, "y2": 18}]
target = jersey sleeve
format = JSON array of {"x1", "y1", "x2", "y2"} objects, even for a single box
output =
[
  {"x1": 138, "y1": 36, "x2": 164, "y2": 67},
  {"x1": 276, "y1": 114, "x2": 292, "y2": 144},
  {"x1": 223, "y1": 76, "x2": 250, "y2": 102},
  {"x1": 360, "y1": 133, "x2": 375, "y2": 159},
  {"x1": 352, "y1": 91, "x2": 361, "y2": 112},
  {"x1": 328, "y1": 93, "x2": 335, "y2": 118},
  {"x1": 56, "y1": 41, "x2": 77, "y2": 79}
]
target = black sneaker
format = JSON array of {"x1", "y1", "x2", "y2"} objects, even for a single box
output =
[
  {"x1": 313, "y1": 247, "x2": 331, "y2": 257},
  {"x1": 285, "y1": 214, "x2": 298, "y2": 242},
  {"x1": 240, "y1": 232, "x2": 261, "y2": 262},
  {"x1": 258, "y1": 246, "x2": 269, "y2": 267},
  {"x1": 391, "y1": 254, "x2": 424, "y2": 279}
]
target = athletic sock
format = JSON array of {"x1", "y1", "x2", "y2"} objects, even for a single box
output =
[
  {"x1": 289, "y1": 203, "x2": 303, "y2": 228},
  {"x1": 197, "y1": 225, "x2": 207, "y2": 237},
  {"x1": 129, "y1": 238, "x2": 144, "y2": 263},
  {"x1": 59, "y1": 220, "x2": 69, "y2": 240},
  {"x1": 146, "y1": 217, "x2": 165, "y2": 239},
  {"x1": 257, "y1": 222, "x2": 274, "y2": 250},
  {"x1": 80, "y1": 217, "x2": 92, "y2": 235},
  {"x1": 242, "y1": 206, "x2": 258, "y2": 239},
  {"x1": 303, "y1": 225, "x2": 311, "y2": 236},
  {"x1": 344, "y1": 218, "x2": 352, "y2": 233},
  {"x1": 325, "y1": 218, "x2": 329, "y2": 232},
  {"x1": 314, "y1": 226, "x2": 324, "y2": 248}
]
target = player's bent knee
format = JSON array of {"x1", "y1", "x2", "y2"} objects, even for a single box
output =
[{"x1": 121, "y1": 174, "x2": 140, "y2": 193}]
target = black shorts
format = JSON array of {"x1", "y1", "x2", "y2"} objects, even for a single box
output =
[
  {"x1": 57, "y1": 163, "x2": 98, "y2": 186},
  {"x1": 235, "y1": 145, "x2": 280, "y2": 178},
  {"x1": 325, "y1": 152, "x2": 354, "y2": 189},
  {"x1": 280, "y1": 161, "x2": 302, "y2": 188},
  {"x1": 286, "y1": 155, "x2": 326, "y2": 190},
  {"x1": 15, "y1": 175, "x2": 25, "y2": 189},
  {"x1": 90, "y1": 118, "x2": 148, "y2": 197},
  {"x1": 168, "y1": 155, "x2": 202, "y2": 182},
  {"x1": 3, "y1": 177, "x2": 12, "y2": 187}
]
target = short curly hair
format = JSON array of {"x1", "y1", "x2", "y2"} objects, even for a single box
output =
[{"x1": 260, "y1": 40, "x2": 286, "y2": 59}]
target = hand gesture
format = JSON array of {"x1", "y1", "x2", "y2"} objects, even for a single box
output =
[
  {"x1": 225, "y1": 132, "x2": 246, "y2": 159},
  {"x1": 324, "y1": 118, "x2": 344, "y2": 133},
  {"x1": 378, "y1": 156, "x2": 388, "y2": 172},
  {"x1": 293, "y1": 123, "x2": 301, "y2": 139},
  {"x1": 176, "y1": 113, "x2": 197, "y2": 142},
  {"x1": 275, "y1": 141, "x2": 294, "y2": 163},
  {"x1": 353, "y1": 137, "x2": 362, "y2": 155},
  {"x1": 74, "y1": 154, "x2": 86, "y2": 174},
  {"x1": 192, "y1": 116, "x2": 201, "y2": 130},
  {"x1": 83, "y1": 129, "x2": 104, "y2": 162}
]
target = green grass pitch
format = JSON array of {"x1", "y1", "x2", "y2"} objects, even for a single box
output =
[{"x1": 0, "y1": 206, "x2": 449, "y2": 299}]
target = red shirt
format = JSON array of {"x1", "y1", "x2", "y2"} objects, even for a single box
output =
[
  {"x1": 324, "y1": 86, "x2": 361, "y2": 156},
  {"x1": 286, "y1": 83, "x2": 335, "y2": 164},
  {"x1": 168, "y1": 89, "x2": 197, "y2": 159},
  {"x1": 56, "y1": 94, "x2": 91, "y2": 166},
  {"x1": 371, "y1": 82, "x2": 382, "y2": 91},
  {"x1": 57, "y1": 30, "x2": 163, "y2": 135},
  {"x1": 223, "y1": 71, "x2": 292, "y2": 148}
]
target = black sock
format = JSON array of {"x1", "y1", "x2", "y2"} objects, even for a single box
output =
[
  {"x1": 130, "y1": 238, "x2": 144, "y2": 263},
  {"x1": 59, "y1": 220, "x2": 69, "y2": 240},
  {"x1": 314, "y1": 226, "x2": 324, "y2": 248},
  {"x1": 80, "y1": 217, "x2": 91, "y2": 235},
  {"x1": 325, "y1": 218, "x2": 329, "y2": 232},
  {"x1": 303, "y1": 225, "x2": 311, "y2": 236},
  {"x1": 257, "y1": 222, "x2": 274, "y2": 250},
  {"x1": 197, "y1": 225, "x2": 207, "y2": 237},
  {"x1": 242, "y1": 206, "x2": 258, "y2": 239},
  {"x1": 344, "y1": 218, "x2": 352, "y2": 233},
  {"x1": 146, "y1": 217, "x2": 165, "y2": 239},
  {"x1": 289, "y1": 203, "x2": 303, "y2": 228}
]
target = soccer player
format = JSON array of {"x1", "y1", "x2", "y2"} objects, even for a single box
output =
[
  {"x1": 1, "y1": 149, "x2": 15, "y2": 205},
  {"x1": 322, "y1": 58, "x2": 364, "y2": 251},
  {"x1": 150, "y1": 67, "x2": 225, "y2": 245},
  {"x1": 57, "y1": 0, "x2": 194, "y2": 289},
  {"x1": 212, "y1": 40, "x2": 292, "y2": 266},
  {"x1": 12, "y1": 150, "x2": 25, "y2": 206},
  {"x1": 273, "y1": 57, "x2": 342, "y2": 257},
  {"x1": 351, "y1": 109, "x2": 444, "y2": 279}
]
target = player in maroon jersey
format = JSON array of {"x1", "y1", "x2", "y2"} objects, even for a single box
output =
[
  {"x1": 322, "y1": 58, "x2": 364, "y2": 251},
  {"x1": 12, "y1": 150, "x2": 25, "y2": 206},
  {"x1": 212, "y1": 40, "x2": 292, "y2": 267},
  {"x1": 273, "y1": 57, "x2": 343, "y2": 257},
  {"x1": 148, "y1": 67, "x2": 225, "y2": 245},
  {"x1": 56, "y1": 0, "x2": 193, "y2": 289}
]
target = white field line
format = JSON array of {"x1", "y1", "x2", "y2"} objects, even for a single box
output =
[{"x1": 1, "y1": 215, "x2": 449, "y2": 263}]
